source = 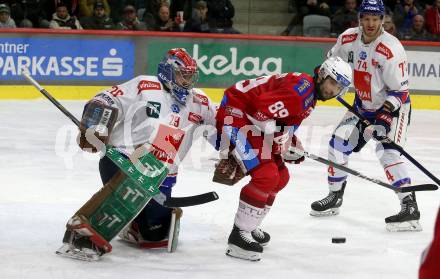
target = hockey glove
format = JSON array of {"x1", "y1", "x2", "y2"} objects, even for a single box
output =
[
  {"x1": 212, "y1": 152, "x2": 246, "y2": 186},
  {"x1": 77, "y1": 100, "x2": 118, "y2": 153},
  {"x1": 282, "y1": 135, "x2": 305, "y2": 164},
  {"x1": 372, "y1": 103, "x2": 394, "y2": 139}
]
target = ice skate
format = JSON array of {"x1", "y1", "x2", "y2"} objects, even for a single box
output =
[
  {"x1": 310, "y1": 182, "x2": 346, "y2": 217},
  {"x1": 56, "y1": 230, "x2": 104, "y2": 261},
  {"x1": 251, "y1": 228, "x2": 270, "y2": 247},
  {"x1": 385, "y1": 194, "x2": 422, "y2": 232},
  {"x1": 226, "y1": 225, "x2": 263, "y2": 261}
]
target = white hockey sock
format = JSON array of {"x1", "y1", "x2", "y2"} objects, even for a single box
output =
[{"x1": 234, "y1": 200, "x2": 266, "y2": 232}]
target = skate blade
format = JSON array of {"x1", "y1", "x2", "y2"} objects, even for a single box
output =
[
  {"x1": 386, "y1": 220, "x2": 423, "y2": 232},
  {"x1": 310, "y1": 208, "x2": 339, "y2": 217},
  {"x1": 55, "y1": 244, "x2": 101, "y2": 262},
  {"x1": 225, "y1": 244, "x2": 261, "y2": 261}
]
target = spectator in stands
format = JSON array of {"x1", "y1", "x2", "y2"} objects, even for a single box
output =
[
  {"x1": 331, "y1": 0, "x2": 358, "y2": 35},
  {"x1": 0, "y1": 3, "x2": 15, "y2": 28},
  {"x1": 401, "y1": 14, "x2": 432, "y2": 40},
  {"x1": 141, "y1": 0, "x2": 168, "y2": 23},
  {"x1": 418, "y1": 0, "x2": 433, "y2": 9},
  {"x1": 79, "y1": 0, "x2": 110, "y2": 18},
  {"x1": 46, "y1": 0, "x2": 80, "y2": 19},
  {"x1": 49, "y1": 3, "x2": 83, "y2": 29},
  {"x1": 3, "y1": 0, "x2": 51, "y2": 28},
  {"x1": 393, "y1": 0, "x2": 423, "y2": 35},
  {"x1": 281, "y1": 0, "x2": 331, "y2": 36},
  {"x1": 80, "y1": 1, "x2": 115, "y2": 30},
  {"x1": 297, "y1": 0, "x2": 332, "y2": 18},
  {"x1": 383, "y1": 14, "x2": 399, "y2": 37},
  {"x1": 184, "y1": 0, "x2": 210, "y2": 32},
  {"x1": 144, "y1": 2, "x2": 176, "y2": 31},
  {"x1": 206, "y1": 0, "x2": 240, "y2": 34},
  {"x1": 116, "y1": 4, "x2": 146, "y2": 30},
  {"x1": 425, "y1": 0, "x2": 440, "y2": 39},
  {"x1": 385, "y1": 0, "x2": 399, "y2": 11},
  {"x1": 107, "y1": 0, "x2": 131, "y2": 23}
]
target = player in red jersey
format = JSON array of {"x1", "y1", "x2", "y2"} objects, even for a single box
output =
[
  {"x1": 213, "y1": 56, "x2": 352, "y2": 261},
  {"x1": 419, "y1": 207, "x2": 440, "y2": 279}
]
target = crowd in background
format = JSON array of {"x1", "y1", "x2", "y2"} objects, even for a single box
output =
[
  {"x1": 283, "y1": 0, "x2": 440, "y2": 41},
  {"x1": 0, "y1": 0, "x2": 439, "y2": 42},
  {"x1": 0, "y1": 0, "x2": 239, "y2": 33}
]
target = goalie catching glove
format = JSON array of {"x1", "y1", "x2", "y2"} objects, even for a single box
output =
[
  {"x1": 77, "y1": 100, "x2": 118, "y2": 153},
  {"x1": 282, "y1": 134, "x2": 305, "y2": 164},
  {"x1": 213, "y1": 151, "x2": 246, "y2": 186}
]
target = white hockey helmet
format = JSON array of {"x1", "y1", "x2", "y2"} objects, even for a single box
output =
[{"x1": 318, "y1": 56, "x2": 352, "y2": 98}]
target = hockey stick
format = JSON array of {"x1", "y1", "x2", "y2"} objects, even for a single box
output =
[
  {"x1": 21, "y1": 70, "x2": 218, "y2": 207},
  {"x1": 291, "y1": 147, "x2": 437, "y2": 192},
  {"x1": 336, "y1": 96, "x2": 440, "y2": 186}
]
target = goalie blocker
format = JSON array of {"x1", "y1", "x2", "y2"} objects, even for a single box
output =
[{"x1": 77, "y1": 100, "x2": 118, "y2": 153}]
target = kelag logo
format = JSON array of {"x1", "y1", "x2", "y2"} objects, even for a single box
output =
[
  {"x1": 147, "y1": 41, "x2": 324, "y2": 87},
  {"x1": 0, "y1": 38, "x2": 134, "y2": 81}
]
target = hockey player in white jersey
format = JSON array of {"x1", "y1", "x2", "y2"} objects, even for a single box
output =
[
  {"x1": 60, "y1": 48, "x2": 217, "y2": 260},
  {"x1": 310, "y1": 0, "x2": 421, "y2": 232}
]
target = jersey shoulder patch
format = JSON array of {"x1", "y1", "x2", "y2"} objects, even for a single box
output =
[
  {"x1": 341, "y1": 33, "x2": 358, "y2": 45},
  {"x1": 137, "y1": 80, "x2": 162, "y2": 94},
  {"x1": 375, "y1": 42, "x2": 394, "y2": 60},
  {"x1": 192, "y1": 92, "x2": 209, "y2": 106},
  {"x1": 292, "y1": 75, "x2": 313, "y2": 97}
]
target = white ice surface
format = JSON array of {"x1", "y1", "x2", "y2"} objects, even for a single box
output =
[{"x1": 0, "y1": 100, "x2": 439, "y2": 279}]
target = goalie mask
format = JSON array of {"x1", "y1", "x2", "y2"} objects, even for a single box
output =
[
  {"x1": 157, "y1": 48, "x2": 199, "y2": 105},
  {"x1": 315, "y1": 56, "x2": 352, "y2": 101}
]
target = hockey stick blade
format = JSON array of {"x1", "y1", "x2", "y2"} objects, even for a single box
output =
[
  {"x1": 163, "y1": 191, "x2": 219, "y2": 207},
  {"x1": 399, "y1": 184, "x2": 438, "y2": 193},
  {"x1": 292, "y1": 147, "x2": 438, "y2": 193},
  {"x1": 336, "y1": 96, "x2": 440, "y2": 186}
]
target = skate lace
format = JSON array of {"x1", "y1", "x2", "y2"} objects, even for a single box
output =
[
  {"x1": 396, "y1": 202, "x2": 411, "y2": 217},
  {"x1": 319, "y1": 192, "x2": 337, "y2": 206},
  {"x1": 239, "y1": 230, "x2": 255, "y2": 244}
]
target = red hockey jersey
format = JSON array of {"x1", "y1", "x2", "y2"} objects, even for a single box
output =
[
  {"x1": 222, "y1": 72, "x2": 317, "y2": 129},
  {"x1": 419, "y1": 207, "x2": 440, "y2": 279}
]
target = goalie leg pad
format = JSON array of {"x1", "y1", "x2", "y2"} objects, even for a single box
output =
[
  {"x1": 66, "y1": 215, "x2": 112, "y2": 253},
  {"x1": 135, "y1": 198, "x2": 173, "y2": 242},
  {"x1": 118, "y1": 207, "x2": 182, "y2": 252},
  {"x1": 60, "y1": 153, "x2": 166, "y2": 260},
  {"x1": 168, "y1": 207, "x2": 183, "y2": 253}
]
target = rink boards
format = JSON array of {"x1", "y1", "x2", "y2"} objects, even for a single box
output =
[{"x1": 0, "y1": 85, "x2": 439, "y2": 110}]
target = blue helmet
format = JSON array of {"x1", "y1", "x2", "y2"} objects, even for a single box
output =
[
  {"x1": 157, "y1": 48, "x2": 199, "y2": 105},
  {"x1": 359, "y1": 0, "x2": 385, "y2": 17}
]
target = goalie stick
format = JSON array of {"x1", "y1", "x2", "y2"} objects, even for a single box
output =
[
  {"x1": 337, "y1": 96, "x2": 440, "y2": 187},
  {"x1": 22, "y1": 70, "x2": 218, "y2": 207},
  {"x1": 291, "y1": 147, "x2": 437, "y2": 193}
]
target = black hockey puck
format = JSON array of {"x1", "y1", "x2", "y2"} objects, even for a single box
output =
[{"x1": 332, "y1": 237, "x2": 346, "y2": 243}]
